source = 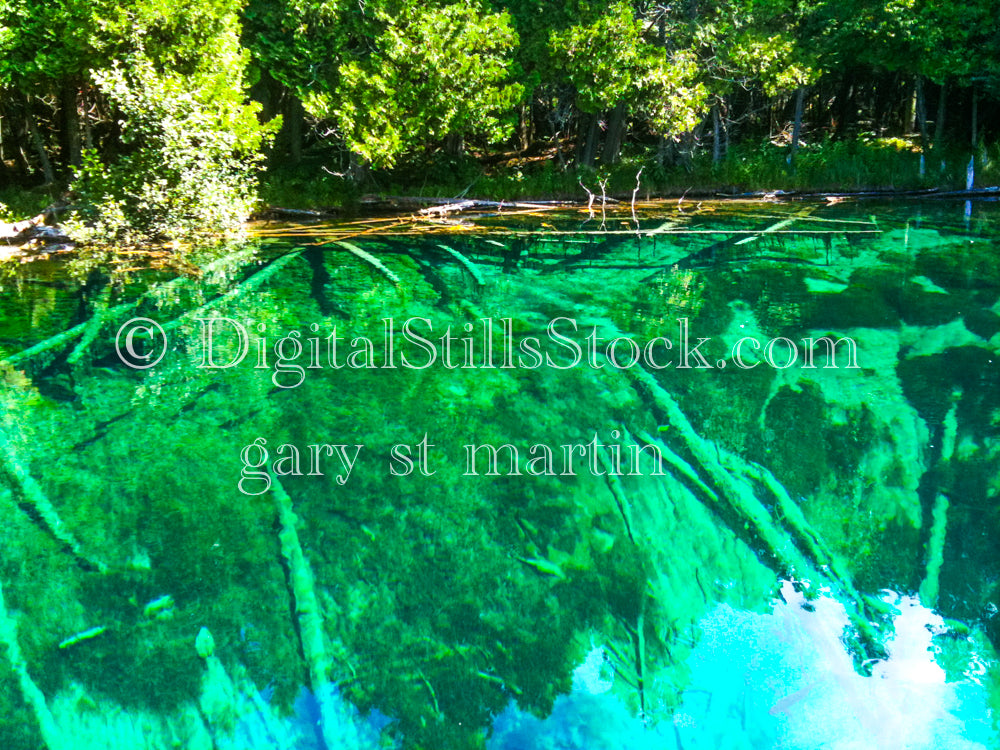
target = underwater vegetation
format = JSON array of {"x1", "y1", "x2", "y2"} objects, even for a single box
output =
[{"x1": 0, "y1": 200, "x2": 998, "y2": 748}]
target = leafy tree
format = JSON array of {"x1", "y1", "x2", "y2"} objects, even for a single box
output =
[
  {"x1": 548, "y1": 2, "x2": 707, "y2": 164},
  {"x1": 0, "y1": 0, "x2": 116, "y2": 176},
  {"x1": 69, "y1": 0, "x2": 276, "y2": 244},
  {"x1": 241, "y1": 0, "x2": 351, "y2": 163},
  {"x1": 242, "y1": 0, "x2": 348, "y2": 98},
  {"x1": 3, "y1": 0, "x2": 1000, "y2": 216},
  {"x1": 304, "y1": 1, "x2": 522, "y2": 169}
]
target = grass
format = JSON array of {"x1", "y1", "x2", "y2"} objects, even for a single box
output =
[
  {"x1": 258, "y1": 134, "x2": 1000, "y2": 211},
  {"x1": 6, "y1": 135, "x2": 998, "y2": 223}
]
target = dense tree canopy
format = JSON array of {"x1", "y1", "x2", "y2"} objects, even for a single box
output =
[
  {"x1": 323, "y1": 1, "x2": 523, "y2": 168},
  {"x1": 1, "y1": 0, "x2": 1000, "y2": 240}
]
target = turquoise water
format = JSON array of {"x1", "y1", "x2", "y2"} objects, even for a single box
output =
[{"x1": 0, "y1": 199, "x2": 998, "y2": 748}]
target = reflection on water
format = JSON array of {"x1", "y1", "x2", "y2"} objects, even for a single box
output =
[
  {"x1": 490, "y1": 585, "x2": 995, "y2": 750},
  {"x1": 0, "y1": 199, "x2": 998, "y2": 748}
]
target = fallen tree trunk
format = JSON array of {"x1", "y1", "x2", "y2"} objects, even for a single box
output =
[
  {"x1": 0, "y1": 208, "x2": 74, "y2": 261},
  {"x1": 417, "y1": 199, "x2": 570, "y2": 216}
]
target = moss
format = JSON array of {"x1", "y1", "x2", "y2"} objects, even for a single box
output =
[
  {"x1": 898, "y1": 347, "x2": 998, "y2": 431},
  {"x1": 614, "y1": 266, "x2": 736, "y2": 343},
  {"x1": 670, "y1": 360, "x2": 776, "y2": 457},
  {"x1": 0, "y1": 672, "x2": 45, "y2": 750},
  {"x1": 851, "y1": 517, "x2": 922, "y2": 594},
  {"x1": 51, "y1": 628, "x2": 202, "y2": 711},
  {"x1": 3, "y1": 206, "x2": 999, "y2": 748},
  {"x1": 963, "y1": 307, "x2": 1000, "y2": 340},
  {"x1": 825, "y1": 404, "x2": 878, "y2": 478},
  {"x1": 733, "y1": 264, "x2": 811, "y2": 337},
  {"x1": 799, "y1": 267, "x2": 903, "y2": 330},
  {"x1": 900, "y1": 285, "x2": 977, "y2": 327},
  {"x1": 747, "y1": 382, "x2": 831, "y2": 497},
  {"x1": 914, "y1": 240, "x2": 1000, "y2": 290}
]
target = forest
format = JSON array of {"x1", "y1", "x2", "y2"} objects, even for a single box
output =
[
  {"x1": 1, "y1": 0, "x2": 999, "y2": 243},
  {"x1": 2, "y1": 3, "x2": 1000, "y2": 749}
]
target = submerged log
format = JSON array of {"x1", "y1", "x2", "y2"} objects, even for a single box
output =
[
  {"x1": 0, "y1": 578, "x2": 66, "y2": 750},
  {"x1": 0, "y1": 424, "x2": 106, "y2": 572}
]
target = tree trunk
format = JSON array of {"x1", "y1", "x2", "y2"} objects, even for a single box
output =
[
  {"x1": 516, "y1": 102, "x2": 530, "y2": 151},
  {"x1": 934, "y1": 80, "x2": 947, "y2": 173},
  {"x1": 555, "y1": 139, "x2": 568, "y2": 171},
  {"x1": 286, "y1": 95, "x2": 304, "y2": 165},
  {"x1": 834, "y1": 73, "x2": 854, "y2": 139},
  {"x1": 271, "y1": 91, "x2": 305, "y2": 167},
  {"x1": 915, "y1": 76, "x2": 928, "y2": 179},
  {"x1": 27, "y1": 101, "x2": 55, "y2": 185},
  {"x1": 603, "y1": 101, "x2": 627, "y2": 165},
  {"x1": 445, "y1": 132, "x2": 465, "y2": 157},
  {"x1": 682, "y1": 126, "x2": 701, "y2": 171},
  {"x1": 872, "y1": 76, "x2": 885, "y2": 136},
  {"x1": 14, "y1": 128, "x2": 33, "y2": 179},
  {"x1": 577, "y1": 111, "x2": 599, "y2": 168},
  {"x1": 722, "y1": 102, "x2": 730, "y2": 160},
  {"x1": 545, "y1": 90, "x2": 568, "y2": 170},
  {"x1": 712, "y1": 104, "x2": 722, "y2": 164},
  {"x1": 573, "y1": 110, "x2": 586, "y2": 165},
  {"x1": 788, "y1": 86, "x2": 806, "y2": 174},
  {"x1": 967, "y1": 88, "x2": 977, "y2": 190},
  {"x1": 904, "y1": 76, "x2": 916, "y2": 136},
  {"x1": 348, "y1": 151, "x2": 368, "y2": 183},
  {"x1": 60, "y1": 82, "x2": 82, "y2": 171}
]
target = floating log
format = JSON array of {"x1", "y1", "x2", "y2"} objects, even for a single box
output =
[
  {"x1": 0, "y1": 221, "x2": 75, "y2": 261},
  {"x1": 0, "y1": 212, "x2": 48, "y2": 240},
  {"x1": 417, "y1": 199, "x2": 568, "y2": 216},
  {"x1": 252, "y1": 206, "x2": 338, "y2": 221}
]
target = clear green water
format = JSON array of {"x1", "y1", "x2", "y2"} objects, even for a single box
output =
[{"x1": 0, "y1": 199, "x2": 998, "y2": 749}]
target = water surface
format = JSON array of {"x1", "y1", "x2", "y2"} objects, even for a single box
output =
[{"x1": 0, "y1": 198, "x2": 998, "y2": 748}]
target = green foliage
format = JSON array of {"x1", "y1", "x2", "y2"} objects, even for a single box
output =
[
  {"x1": 241, "y1": 0, "x2": 347, "y2": 97},
  {"x1": 911, "y1": 0, "x2": 1000, "y2": 86},
  {"x1": 727, "y1": 31, "x2": 819, "y2": 94},
  {"x1": 547, "y1": 2, "x2": 706, "y2": 133},
  {"x1": 0, "y1": 188, "x2": 53, "y2": 222},
  {"x1": 660, "y1": 135, "x2": 946, "y2": 192},
  {"x1": 68, "y1": 14, "x2": 275, "y2": 245},
  {"x1": 3, "y1": 0, "x2": 1000, "y2": 231},
  {"x1": 257, "y1": 133, "x2": 967, "y2": 204},
  {"x1": 258, "y1": 164, "x2": 362, "y2": 210},
  {"x1": 310, "y1": 1, "x2": 522, "y2": 168},
  {"x1": 0, "y1": 0, "x2": 109, "y2": 86},
  {"x1": 547, "y1": 3, "x2": 647, "y2": 113}
]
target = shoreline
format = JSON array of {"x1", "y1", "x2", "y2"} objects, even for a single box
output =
[
  {"x1": 254, "y1": 185, "x2": 1000, "y2": 221},
  {"x1": 3, "y1": 186, "x2": 997, "y2": 265}
]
